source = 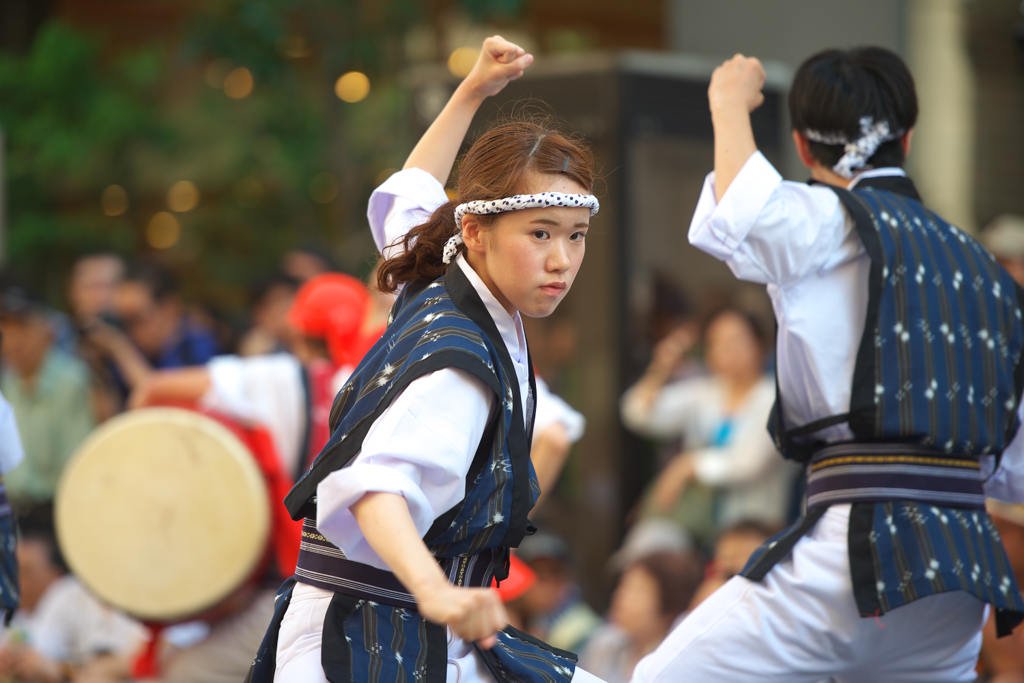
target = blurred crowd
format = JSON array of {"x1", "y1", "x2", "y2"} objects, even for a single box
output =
[{"x1": 0, "y1": 212, "x2": 1022, "y2": 682}]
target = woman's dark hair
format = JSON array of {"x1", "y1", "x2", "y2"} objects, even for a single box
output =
[
  {"x1": 703, "y1": 306, "x2": 767, "y2": 350},
  {"x1": 632, "y1": 551, "x2": 703, "y2": 620},
  {"x1": 376, "y1": 118, "x2": 596, "y2": 293},
  {"x1": 790, "y1": 47, "x2": 918, "y2": 170}
]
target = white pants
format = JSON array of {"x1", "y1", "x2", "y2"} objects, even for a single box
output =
[
  {"x1": 632, "y1": 504, "x2": 988, "y2": 683},
  {"x1": 276, "y1": 583, "x2": 605, "y2": 683}
]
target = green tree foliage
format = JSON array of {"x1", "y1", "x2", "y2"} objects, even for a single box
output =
[{"x1": 0, "y1": 0, "x2": 522, "y2": 316}]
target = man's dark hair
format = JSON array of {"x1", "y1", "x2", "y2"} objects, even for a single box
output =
[
  {"x1": 123, "y1": 262, "x2": 179, "y2": 304},
  {"x1": 790, "y1": 47, "x2": 918, "y2": 170}
]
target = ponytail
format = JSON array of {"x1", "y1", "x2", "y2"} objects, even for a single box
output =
[{"x1": 376, "y1": 200, "x2": 459, "y2": 293}]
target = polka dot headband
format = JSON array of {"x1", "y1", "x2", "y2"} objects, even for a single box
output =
[
  {"x1": 443, "y1": 192, "x2": 600, "y2": 264},
  {"x1": 804, "y1": 116, "x2": 904, "y2": 179}
]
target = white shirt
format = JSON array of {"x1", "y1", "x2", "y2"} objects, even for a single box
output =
[
  {"x1": 535, "y1": 377, "x2": 586, "y2": 444},
  {"x1": 316, "y1": 168, "x2": 530, "y2": 570},
  {"x1": 621, "y1": 375, "x2": 794, "y2": 525},
  {"x1": 688, "y1": 151, "x2": 1024, "y2": 502},
  {"x1": 10, "y1": 575, "x2": 146, "y2": 664},
  {"x1": 200, "y1": 352, "x2": 306, "y2": 477},
  {"x1": 0, "y1": 390, "x2": 24, "y2": 475}
]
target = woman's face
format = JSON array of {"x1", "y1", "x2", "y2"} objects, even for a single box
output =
[
  {"x1": 463, "y1": 174, "x2": 591, "y2": 318},
  {"x1": 704, "y1": 312, "x2": 763, "y2": 381},
  {"x1": 609, "y1": 565, "x2": 665, "y2": 640}
]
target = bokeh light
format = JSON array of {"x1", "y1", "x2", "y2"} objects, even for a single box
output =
[
  {"x1": 335, "y1": 72, "x2": 370, "y2": 103},
  {"x1": 147, "y1": 212, "x2": 180, "y2": 249},
  {"x1": 204, "y1": 59, "x2": 232, "y2": 88},
  {"x1": 167, "y1": 180, "x2": 200, "y2": 212},
  {"x1": 101, "y1": 185, "x2": 128, "y2": 216},
  {"x1": 447, "y1": 47, "x2": 479, "y2": 78},
  {"x1": 223, "y1": 67, "x2": 254, "y2": 99},
  {"x1": 309, "y1": 173, "x2": 339, "y2": 203}
]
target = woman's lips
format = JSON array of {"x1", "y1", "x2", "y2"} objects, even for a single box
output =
[{"x1": 540, "y1": 282, "x2": 566, "y2": 296}]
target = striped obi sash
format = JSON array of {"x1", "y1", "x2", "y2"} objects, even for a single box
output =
[
  {"x1": 293, "y1": 518, "x2": 500, "y2": 608},
  {"x1": 806, "y1": 442, "x2": 984, "y2": 510}
]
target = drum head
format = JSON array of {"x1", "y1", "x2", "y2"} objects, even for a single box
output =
[{"x1": 55, "y1": 407, "x2": 270, "y2": 622}]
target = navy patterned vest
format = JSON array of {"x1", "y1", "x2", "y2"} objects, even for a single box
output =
[
  {"x1": 247, "y1": 264, "x2": 578, "y2": 683},
  {"x1": 745, "y1": 176, "x2": 1024, "y2": 636}
]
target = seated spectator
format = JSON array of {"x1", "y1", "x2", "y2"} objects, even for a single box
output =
[
  {"x1": 281, "y1": 246, "x2": 335, "y2": 283},
  {"x1": 514, "y1": 532, "x2": 600, "y2": 654},
  {"x1": 83, "y1": 263, "x2": 219, "y2": 391},
  {"x1": 579, "y1": 551, "x2": 702, "y2": 683},
  {"x1": 688, "y1": 519, "x2": 779, "y2": 610},
  {"x1": 0, "y1": 287, "x2": 94, "y2": 512},
  {"x1": 236, "y1": 273, "x2": 299, "y2": 357},
  {"x1": 0, "y1": 517, "x2": 144, "y2": 682},
  {"x1": 620, "y1": 306, "x2": 797, "y2": 549}
]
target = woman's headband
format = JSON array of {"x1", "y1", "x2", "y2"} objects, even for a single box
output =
[
  {"x1": 443, "y1": 192, "x2": 600, "y2": 265},
  {"x1": 804, "y1": 116, "x2": 904, "y2": 179}
]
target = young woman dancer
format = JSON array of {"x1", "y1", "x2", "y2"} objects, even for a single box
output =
[{"x1": 247, "y1": 36, "x2": 605, "y2": 683}]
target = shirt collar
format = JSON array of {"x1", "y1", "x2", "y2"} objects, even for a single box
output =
[
  {"x1": 849, "y1": 166, "x2": 906, "y2": 189},
  {"x1": 455, "y1": 255, "x2": 525, "y2": 365}
]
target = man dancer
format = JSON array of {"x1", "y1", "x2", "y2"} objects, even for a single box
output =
[{"x1": 633, "y1": 47, "x2": 1024, "y2": 682}]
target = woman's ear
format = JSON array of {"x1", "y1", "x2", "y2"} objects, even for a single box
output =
[
  {"x1": 461, "y1": 215, "x2": 486, "y2": 254},
  {"x1": 901, "y1": 128, "x2": 913, "y2": 158}
]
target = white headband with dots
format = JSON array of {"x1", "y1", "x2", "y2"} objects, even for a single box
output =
[{"x1": 443, "y1": 192, "x2": 600, "y2": 264}]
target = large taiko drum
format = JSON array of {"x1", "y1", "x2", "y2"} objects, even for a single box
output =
[{"x1": 54, "y1": 407, "x2": 271, "y2": 623}]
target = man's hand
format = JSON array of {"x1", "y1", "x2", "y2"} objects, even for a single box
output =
[
  {"x1": 462, "y1": 36, "x2": 534, "y2": 100},
  {"x1": 708, "y1": 54, "x2": 766, "y2": 115},
  {"x1": 416, "y1": 582, "x2": 509, "y2": 649}
]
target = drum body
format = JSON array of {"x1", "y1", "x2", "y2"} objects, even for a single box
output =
[{"x1": 55, "y1": 407, "x2": 270, "y2": 623}]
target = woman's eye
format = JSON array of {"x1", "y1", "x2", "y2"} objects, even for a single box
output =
[
  {"x1": 570, "y1": 232, "x2": 586, "y2": 242},
  {"x1": 533, "y1": 230, "x2": 549, "y2": 240}
]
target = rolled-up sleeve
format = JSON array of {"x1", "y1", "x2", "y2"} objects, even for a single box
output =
[
  {"x1": 688, "y1": 152, "x2": 860, "y2": 286},
  {"x1": 315, "y1": 367, "x2": 495, "y2": 568},
  {"x1": 367, "y1": 168, "x2": 449, "y2": 259}
]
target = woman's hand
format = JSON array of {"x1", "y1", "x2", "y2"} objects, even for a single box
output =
[
  {"x1": 648, "y1": 326, "x2": 697, "y2": 379},
  {"x1": 416, "y1": 582, "x2": 508, "y2": 649},
  {"x1": 651, "y1": 453, "x2": 697, "y2": 512},
  {"x1": 462, "y1": 36, "x2": 534, "y2": 100}
]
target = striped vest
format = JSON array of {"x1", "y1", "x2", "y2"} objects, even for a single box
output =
[
  {"x1": 253, "y1": 264, "x2": 577, "y2": 683},
  {"x1": 745, "y1": 176, "x2": 1024, "y2": 636},
  {"x1": 770, "y1": 180, "x2": 1024, "y2": 509}
]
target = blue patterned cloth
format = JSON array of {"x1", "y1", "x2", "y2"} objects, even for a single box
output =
[
  {"x1": 752, "y1": 176, "x2": 1024, "y2": 636},
  {"x1": 248, "y1": 265, "x2": 575, "y2": 683},
  {"x1": 0, "y1": 484, "x2": 18, "y2": 624}
]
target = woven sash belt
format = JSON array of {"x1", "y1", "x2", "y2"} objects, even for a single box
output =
[
  {"x1": 806, "y1": 443, "x2": 985, "y2": 510},
  {"x1": 293, "y1": 518, "x2": 496, "y2": 610}
]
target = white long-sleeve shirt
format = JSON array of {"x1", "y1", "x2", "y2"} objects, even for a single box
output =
[
  {"x1": 315, "y1": 168, "x2": 530, "y2": 570},
  {"x1": 688, "y1": 151, "x2": 1024, "y2": 503}
]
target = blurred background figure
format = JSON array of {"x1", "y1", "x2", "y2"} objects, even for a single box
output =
[
  {"x1": 0, "y1": 285, "x2": 94, "y2": 515},
  {"x1": 513, "y1": 532, "x2": 601, "y2": 655},
  {"x1": 66, "y1": 252, "x2": 127, "y2": 422},
  {"x1": 83, "y1": 263, "x2": 220, "y2": 393},
  {"x1": 280, "y1": 246, "x2": 336, "y2": 284},
  {"x1": 980, "y1": 214, "x2": 1024, "y2": 289},
  {"x1": 0, "y1": 515, "x2": 145, "y2": 683},
  {"x1": 620, "y1": 306, "x2": 795, "y2": 550},
  {"x1": 133, "y1": 272, "x2": 378, "y2": 480},
  {"x1": 687, "y1": 519, "x2": 779, "y2": 610},
  {"x1": 978, "y1": 500, "x2": 1024, "y2": 683},
  {"x1": 579, "y1": 550, "x2": 702, "y2": 683},
  {"x1": 236, "y1": 273, "x2": 299, "y2": 357}
]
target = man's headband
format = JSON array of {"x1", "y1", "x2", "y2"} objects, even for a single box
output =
[
  {"x1": 443, "y1": 192, "x2": 600, "y2": 265},
  {"x1": 804, "y1": 116, "x2": 904, "y2": 179}
]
